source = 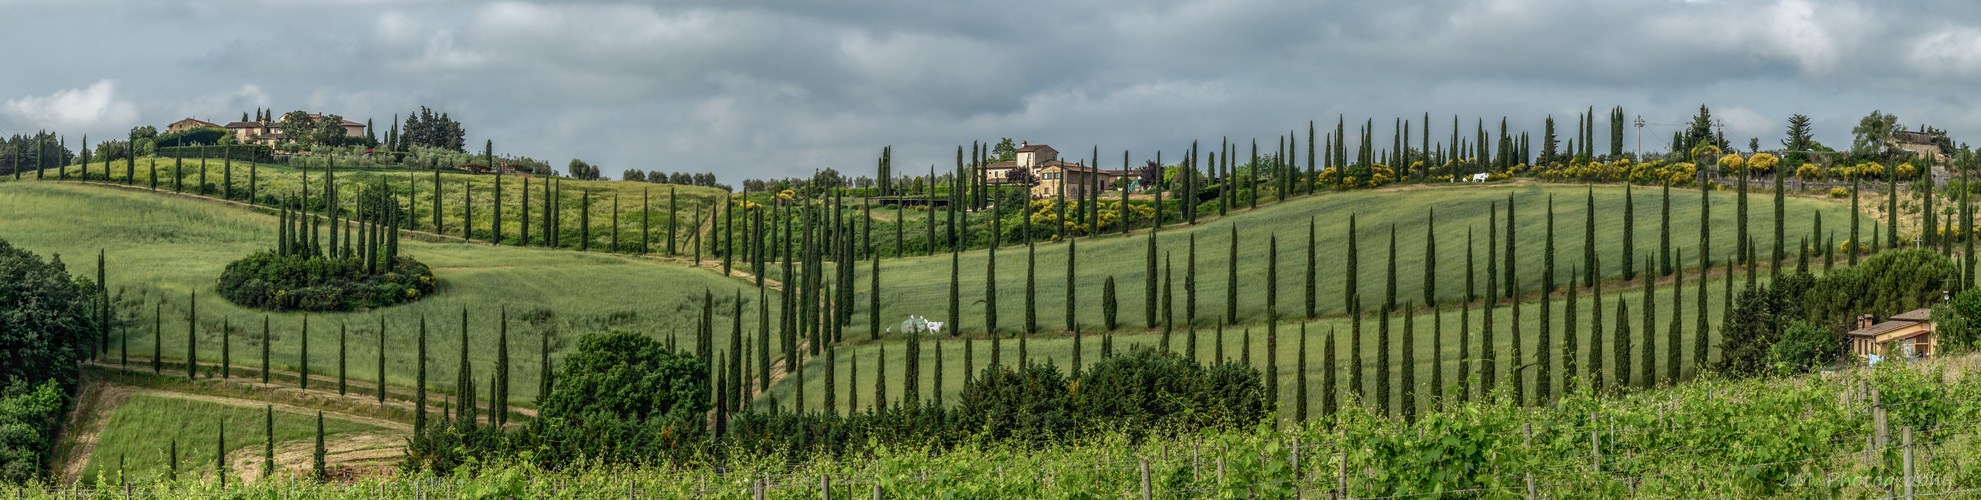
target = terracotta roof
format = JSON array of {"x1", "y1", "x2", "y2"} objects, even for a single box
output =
[
  {"x1": 222, "y1": 122, "x2": 259, "y2": 128},
  {"x1": 982, "y1": 161, "x2": 1020, "y2": 170},
  {"x1": 1848, "y1": 320, "x2": 1922, "y2": 337},
  {"x1": 1017, "y1": 144, "x2": 1053, "y2": 153},
  {"x1": 1890, "y1": 308, "x2": 1932, "y2": 322},
  {"x1": 173, "y1": 118, "x2": 221, "y2": 128}
]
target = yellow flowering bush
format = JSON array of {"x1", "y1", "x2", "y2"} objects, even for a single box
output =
[
  {"x1": 1747, "y1": 153, "x2": 1779, "y2": 176},
  {"x1": 1796, "y1": 163, "x2": 1826, "y2": 181},
  {"x1": 1829, "y1": 187, "x2": 1849, "y2": 198}
]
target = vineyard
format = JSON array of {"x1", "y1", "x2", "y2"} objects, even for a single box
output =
[{"x1": 20, "y1": 355, "x2": 1981, "y2": 498}]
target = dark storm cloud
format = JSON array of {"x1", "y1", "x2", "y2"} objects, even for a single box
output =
[{"x1": 5, "y1": 0, "x2": 1981, "y2": 182}]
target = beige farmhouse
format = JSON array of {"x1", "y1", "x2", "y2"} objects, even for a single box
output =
[
  {"x1": 1844, "y1": 308, "x2": 1938, "y2": 361},
  {"x1": 981, "y1": 142, "x2": 1119, "y2": 199},
  {"x1": 166, "y1": 118, "x2": 221, "y2": 134},
  {"x1": 223, "y1": 114, "x2": 366, "y2": 146}
]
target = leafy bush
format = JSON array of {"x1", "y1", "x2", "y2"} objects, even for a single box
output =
[
  {"x1": 1802, "y1": 249, "x2": 1957, "y2": 331},
  {"x1": 1829, "y1": 187, "x2": 1849, "y2": 198},
  {"x1": 1766, "y1": 320, "x2": 1839, "y2": 374},
  {"x1": 151, "y1": 127, "x2": 230, "y2": 148},
  {"x1": 0, "y1": 380, "x2": 68, "y2": 483},
  {"x1": 540, "y1": 331, "x2": 708, "y2": 425},
  {"x1": 215, "y1": 251, "x2": 434, "y2": 312}
]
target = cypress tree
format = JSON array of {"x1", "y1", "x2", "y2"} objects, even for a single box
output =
[
  {"x1": 1401, "y1": 302, "x2": 1415, "y2": 421},
  {"x1": 1025, "y1": 240, "x2": 1037, "y2": 335},
  {"x1": 1066, "y1": 239, "x2": 1078, "y2": 333},
  {"x1": 1668, "y1": 249, "x2": 1685, "y2": 382},
  {"x1": 1623, "y1": 184, "x2": 1636, "y2": 280},
  {"x1": 262, "y1": 405, "x2": 274, "y2": 478},
  {"x1": 1661, "y1": 181, "x2": 1673, "y2": 276},
  {"x1": 1737, "y1": 159, "x2": 1751, "y2": 264},
  {"x1": 1508, "y1": 276, "x2": 1522, "y2": 406},
  {"x1": 496, "y1": 309, "x2": 510, "y2": 426},
  {"x1": 1537, "y1": 197, "x2": 1555, "y2": 403},
  {"x1": 986, "y1": 213, "x2": 999, "y2": 336},
  {"x1": 1265, "y1": 236, "x2": 1278, "y2": 413},
  {"x1": 934, "y1": 338, "x2": 945, "y2": 406},
  {"x1": 300, "y1": 316, "x2": 309, "y2": 391},
  {"x1": 1460, "y1": 226, "x2": 1476, "y2": 396},
  {"x1": 1306, "y1": 218, "x2": 1317, "y2": 318},
  {"x1": 1614, "y1": 293, "x2": 1631, "y2": 390},
  {"x1": 844, "y1": 347, "x2": 856, "y2": 414},
  {"x1": 338, "y1": 324, "x2": 347, "y2": 395},
  {"x1": 261, "y1": 317, "x2": 270, "y2": 383},
  {"x1": 153, "y1": 303, "x2": 161, "y2": 375},
  {"x1": 870, "y1": 235, "x2": 882, "y2": 341},
  {"x1": 950, "y1": 214, "x2": 962, "y2": 336},
  {"x1": 415, "y1": 317, "x2": 427, "y2": 443},
  {"x1": 1640, "y1": 257, "x2": 1656, "y2": 387},
  {"x1": 220, "y1": 318, "x2": 230, "y2": 379},
  {"x1": 1346, "y1": 214, "x2": 1358, "y2": 313},
  {"x1": 1887, "y1": 162, "x2": 1898, "y2": 251},
  {"x1": 1296, "y1": 323, "x2": 1309, "y2": 421},
  {"x1": 1314, "y1": 325, "x2": 1334, "y2": 418},
  {"x1": 1146, "y1": 227, "x2": 1158, "y2": 327},
  {"x1": 874, "y1": 344, "x2": 888, "y2": 410},
  {"x1": 1564, "y1": 268, "x2": 1579, "y2": 391},
  {"x1": 311, "y1": 411, "x2": 326, "y2": 479},
  {"x1": 1186, "y1": 233, "x2": 1205, "y2": 330},
  {"x1": 1424, "y1": 210, "x2": 1437, "y2": 306},
  {"x1": 1103, "y1": 275, "x2": 1118, "y2": 331},
  {"x1": 1376, "y1": 307, "x2": 1391, "y2": 416},
  {"x1": 1481, "y1": 260, "x2": 1497, "y2": 397},
  {"x1": 1349, "y1": 297, "x2": 1362, "y2": 402},
  {"x1": 1967, "y1": 165, "x2": 1976, "y2": 288},
  {"x1": 1590, "y1": 257, "x2": 1605, "y2": 391},
  {"x1": 217, "y1": 422, "x2": 227, "y2": 487},
  {"x1": 1504, "y1": 193, "x2": 1516, "y2": 299}
]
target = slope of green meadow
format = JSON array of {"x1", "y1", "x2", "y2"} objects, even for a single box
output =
[
  {"x1": 834, "y1": 183, "x2": 1861, "y2": 336},
  {"x1": 77, "y1": 393, "x2": 385, "y2": 483},
  {"x1": 0, "y1": 181, "x2": 780, "y2": 404}
]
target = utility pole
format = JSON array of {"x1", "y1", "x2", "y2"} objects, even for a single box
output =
[{"x1": 1633, "y1": 115, "x2": 1644, "y2": 161}]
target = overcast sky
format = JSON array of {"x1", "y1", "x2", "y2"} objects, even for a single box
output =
[{"x1": 4, "y1": 0, "x2": 1980, "y2": 184}]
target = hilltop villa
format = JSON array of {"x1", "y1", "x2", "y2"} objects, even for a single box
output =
[
  {"x1": 981, "y1": 142, "x2": 1121, "y2": 199},
  {"x1": 223, "y1": 114, "x2": 366, "y2": 146}
]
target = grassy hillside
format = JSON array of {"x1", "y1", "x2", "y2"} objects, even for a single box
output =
[
  {"x1": 77, "y1": 393, "x2": 385, "y2": 482},
  {"x1": 0, "y1": 181, "x2": 779, "y2": 404},
  {"x1": 826, "y1": 183, "x2": 1863, "y2": 335},
  {"x1": 44, "y1": 158, "x2": 729, "y2": 253},
  {"x1": 770, "y1": 269, "x2": 1745, "y2": 419}
]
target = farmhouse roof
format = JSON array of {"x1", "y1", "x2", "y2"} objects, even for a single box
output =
[
  {"x1": 1889, "y1": 308, "x2": 1932, "y2": 322},
  {"x1": 1017, "y1": 144, "x2": 1053, "y2": 153},
  {"x1": 172, "y1": 118, "x2": 221, "y2": 129}
]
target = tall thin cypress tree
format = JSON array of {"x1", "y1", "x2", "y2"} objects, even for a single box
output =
[
  {"x1": 1186, "y1": 234, "x2": 1198, "y2": 326},
  {"x1": 1401, "y1": 302, "x2": 1415, "y2": 421},
  {"x1": 1668, "y1": 249, "x2": 1685, "y2": 382},
  {"x1": 1146, "y1": 227, "x2": 1159, "y2": 327},
  {"x1": 1623, "y1": 184, "x2": 1636, "y2": 280},
  {"x1": 1590, "y1": 257, "x2": 1605, "y2": 391},
  {"x1": 1265, "y1": 236, "x2": 1279, "y2": 414},
  {"x1": 1025, "y1": 240, "x2": 1037, "y2": 335},
  {"x1": 986, "y1": 214, "x2": 999, "y2": 336},
  {"x1": 1066, "y1": 239, "x2": 1078, "y2": 333},
  {"x1": 1228, "y1": 225, "x2": 1240, "y2": 325},
  {"x1": 1644, "y1": 181, "x2": 1663, "y2": 277},
  {"x1": 337, "y1": 324, "x2": 347, "y2": 395},
  {"x1": 414, "y1": 317, "x2": 428, "y2": 443},
  {"x1": 1640, "y1": 257, "x2": 1656, "y2": 387},
  {"x1": 1564, "y1": 268, "x2": 1579, "y2": 391},
  {"x1": 1306, "y1": 218, "x2": 1317, "y2": 318},
  {"x1": 1614, "y1": 293, "x2": 1632, "y2": 390},
  {"x1": 1504, "y1": 193, "x2": 1516, "y2": 299},
  {"x1": 1508, "y1": 276, "x2": 1523, "y2": 406},
  {"x1": 1460, "y1": 229, "x2": 1474, "y2": 403},
  {"x1": 1537, "y1": 197, "x2": 1555, "y2": 403}
]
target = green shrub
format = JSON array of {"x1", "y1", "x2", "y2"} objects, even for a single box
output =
[
  {"x1": 151, "y1": 127, "x2": 230, "y2": 148},
  {"x1": 0, "y1": 380, "x2": 68, "y2": 483},
  {"x1": 215, "y1": 251, "x2": 434, "y2": 312},
  {"x1": 1766, "y1": 320, "x2": 1838, "y2": 374},
  {"x1": 540, "y1": 331, "x2": 708, "y2": 425}
]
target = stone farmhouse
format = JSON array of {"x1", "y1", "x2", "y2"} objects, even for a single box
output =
[
  {"x1": 980, "y1": 142, "x2": 1120, "y2": 199},
  {"x1": 165, "y1": 118, "x2": 221, "y2": 134},
  {"x1": 222, "y1": 114, "x2": 366, "y2": 146}
]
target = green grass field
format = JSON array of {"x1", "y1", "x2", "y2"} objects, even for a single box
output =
[
  {"x1": 823, "y1": 183, "x2": 1862, "y2": 336},
  {"x1": 0, "y1": 181, "x2": 782, "y2": 404},
  {"x1": 768, "y1": 269, "x2": 1748, "y2": 421},
  {"x1": 45, "y1": 158, "x2": 730, "y2": 253},
  {"x1": 77, "y1": 393, "x2": 384, "y2": 483}
]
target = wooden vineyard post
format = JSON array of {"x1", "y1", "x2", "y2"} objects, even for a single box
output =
[
  {"x1": 1904, "y1": 426, "x2": 1915, "y2": 499},
  {"x1": 1524, "y1": 422, "x2": 1536, "y2": 498},
  {"x1": 1591, "y1": 412, "x2": 1602, "y2": 472},
  {"x1": 1336, "y1": 427, "x2": 1349, "y2": 500},
  {"x1": 820, "y1": 474, "x2": 831, "y2": 500},
  {"x1": 1140, "y1": 458, "x2": 1152, "y2": 500},
  {"x1": 872, "y1": 483, "x2": 884, "y2": 500}
]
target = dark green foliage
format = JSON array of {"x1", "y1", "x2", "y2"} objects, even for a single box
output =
[
  {"x1": 1400, "y1": 303, "x2": 1415, "y2": 421},
  {"x1": 1612, "y1": 294, "x2": 1629, "y2": 390},
  {"x1": 1716, "y1": 272, "x2": 1816, "y2": 375},
  {"x1": 216, "y1": 251, "x2": 434, "y2": 311},
  {"x1": 312, "y1": 411, "x2": 326, "y2": 479},
  {"x1": 1103, "y1": 276, "x2": 1118, "y2": 331},
  {"x1": 1668, "y1": 250, "x2": 1685, "y2": 383},
  {"x1": 1623, "y1": 185, "x2": 1635, "y2": 280},
  {"x1": 1661, "y1": 182, "x2": 1673, "y2": 276},
  {"x1": 1640, "y1": 258, "x2": 1656, "y2": 387},
  {"x1": 538, "y1": 331, "x2": 708, "y2": 425},
  {"x1": 0, "y1": 239, "x2": 98, "y2": 387},
  {"x1": 338, "y1": 324, "x2": 347, "y2": 395},
  {"x1": 1306, "y1": 219, "x2": 1317, "y2": 318},
  {"x1": 1801, "y1": 249, "x2": 1958, "y2": 331},
  {"x1": 1146, "y1": 229, "x2": 1158, "y2": 327}
]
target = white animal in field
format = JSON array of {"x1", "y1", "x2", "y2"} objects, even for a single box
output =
[{"x1": 1470, "y1": 173, "x2": 1491, "y2": 183}]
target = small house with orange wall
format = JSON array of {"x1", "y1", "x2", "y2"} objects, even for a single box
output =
[{"x1": 1843, "y1": 308, "x2": 1937, "y2": 360}]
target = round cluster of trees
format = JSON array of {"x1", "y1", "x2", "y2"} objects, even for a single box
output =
[{"x1": 216, "y1": 251, "x2": 435, "y2": 311}]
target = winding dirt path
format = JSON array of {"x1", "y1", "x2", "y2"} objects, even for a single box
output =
[{"x1": 55, "y1": 382, "x2": 409, "y2": 484}]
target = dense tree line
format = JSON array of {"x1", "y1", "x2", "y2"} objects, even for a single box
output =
[
  {"x1": 0, "y1": 239, "x2": 101, "y2": 483},
  {"x1": 619, "y1": 168, "x2": 725, "y2": 189},
  {"x1": 395, "y1": 107, "x2": 467, "y2": 153}
]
